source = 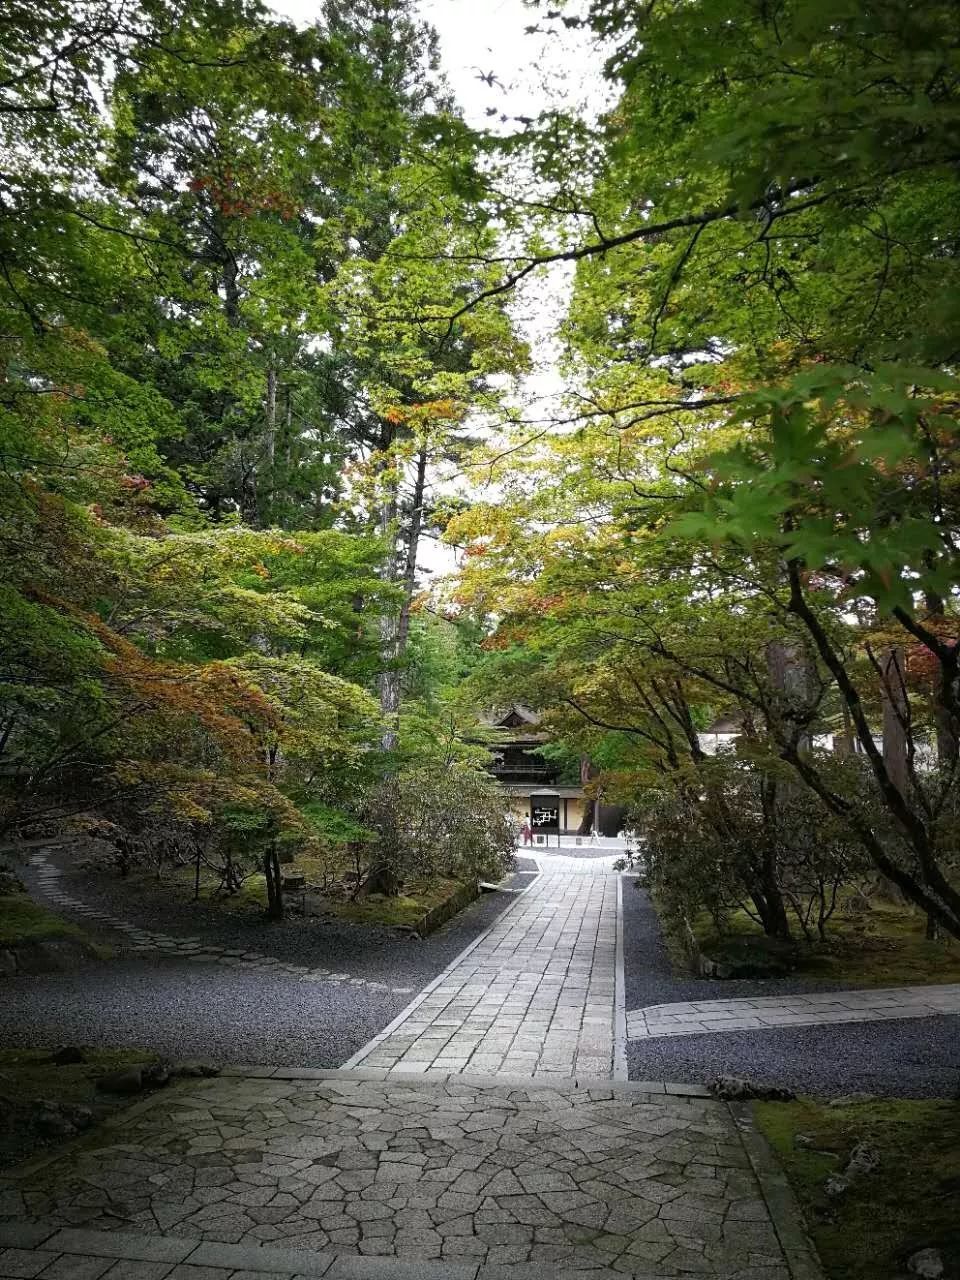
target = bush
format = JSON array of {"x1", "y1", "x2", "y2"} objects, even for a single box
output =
[
  {"x1": 636, "y1": 752, "x2": 870, "y2": 942},
  {"x1": 361, "y1": 760, "x2": 514, "y2": 896}
]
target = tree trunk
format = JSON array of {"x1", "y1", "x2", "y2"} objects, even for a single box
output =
[
  {"x1": 881, "y1": 646, "x2": 909, "y2": 797},
  {"x1": 577, "y1": 757, "x2": 596, "y2": 833},
  {"x1": 834, "y1": 701, "x2": 856, "y2": 755},
  {"x1": 376, "y1": 439, "x2": 400, "y2": 749},
  {"x1": 397, "y1": 442, "x2": 428, "y2": 654},
  {"x1": 263, "y1": 844, "x2": 284, "y2": 920},
  {"x1": 221, "y1": 252, "x2": 240, "y2": 329},
  {"x1": 376, "y1": 438, "x2": 428, "y2": 750},
  {"x1": 923, "y1": 591, "x2": 959, "y2": 767},
  {"x1": 258, "y1": 364, "x2": 277, "y2": 527},
  {"x1": 766, "y1": 640, "x2": 813, "y2": 754},
  {"x1": 364, "y1": 862, "x2": 400, "y2": 897},
  {"x1": 755, "y1": 775, "x2": 792, "y2": 939},
  {"x1": 875, "y1": 646, "x2": 910, "y2": 905}
]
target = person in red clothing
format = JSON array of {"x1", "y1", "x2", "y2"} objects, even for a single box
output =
[{"x1": 520, "y1": 818, "x2": 532, "y2": 846}]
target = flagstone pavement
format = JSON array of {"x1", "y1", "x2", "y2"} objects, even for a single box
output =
[
  {"x1": 627, "y1": 984, "x2": 960, "y2": 1040},
  {"x1": 0, "y1": 1071, "x2": 820, "y2": 1280}
]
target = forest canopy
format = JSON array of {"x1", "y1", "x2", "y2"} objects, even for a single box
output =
[
  {"x1": 445, "y1": 0, "x2": 960, "y2": 941},
  {"x1": 3, "y1": 0, "x2": 960, "y2": 940},
  {"x1": 0, "y1": 0, "x2": 520, "y2": 908}
]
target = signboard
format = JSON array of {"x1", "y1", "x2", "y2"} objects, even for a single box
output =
[{"x1": 530, "y1": 796, "x2": 560, "y2": 831}]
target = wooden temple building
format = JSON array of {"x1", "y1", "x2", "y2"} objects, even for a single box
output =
[{"x1": 482, "y1": 705, "x2": 624, "y2": 836}]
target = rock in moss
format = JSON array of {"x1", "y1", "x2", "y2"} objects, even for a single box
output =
[
  {"x1": 49, "y1": 1046, "x2": 86, "y2": 1065},
  {"x1": 907, "y1": 1247, "x2": 945, "y2": 1278},
  {"x1": 96, "y1": 1066, "x2": 144, "y2": 1095},
  {"x1": 171, "y1": 1061, "x2": 219, "y2": 1078},
  {"x1": 709, "y1": 1075, "x2": 796, "y2": 1101},
  {"x1": 31, "y1": 1100, "x2": 93, "y2": 1138}
]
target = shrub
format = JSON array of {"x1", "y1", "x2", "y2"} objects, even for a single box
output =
[
  {"x1": 636, "y1": 752, "x2": 870, "y2": 941},
  {"x1": 361, "y1": 760, "x2": 514, "y2": 896}
]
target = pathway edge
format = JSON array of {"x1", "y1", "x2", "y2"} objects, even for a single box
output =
[
  {"x1": 730, "y1": 1100, "x2": 827, "y2": 1280},
  {"x1": 341, "y1": 864, "x2": 543, "y2": 1070},
  {"x1": 613, "y1": 872, "x2": 628, "y2": 1079}
]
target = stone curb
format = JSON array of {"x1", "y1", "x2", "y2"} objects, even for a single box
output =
[
  {"x1": 213, "y1": 1065, "x2": 714, "y2": 1095},
  {"x1": 729, "y1": 1100, "x2": 827, "y2": 1280},
  {"x1": 0, "y1": 1223, "x2": 681, "y2": 1279},
  {"x1": 613, "y1": 874, "x2": 628, "y2": 1080},
  {"x1": 340, "y1": 864, "x2": 544, "y2": 1071}
]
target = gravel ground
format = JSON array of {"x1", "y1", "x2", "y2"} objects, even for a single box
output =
[
  {"x1": 9, "y1": 859, "x2": 957, "y2": 1093},
  {"x1": 622, "y1": 875, "x2": 960, "y2": 1097},
  {"x1": 0, "y1": 960, "x2": 430, "y2": 1066},
  {"x1": 0, "y1": 862, "x2": 537, "y2": 1067},
  {"x1": 627, "y1": 1016, "x2": 960, "y2": 1098}
]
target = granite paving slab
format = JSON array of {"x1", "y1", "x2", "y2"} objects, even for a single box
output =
[
  {"x1": 627, "y1": 984, "x2": 960, "y2": 1039},
  {"x1": 347, "y1": 861, "x2": 621, "y2": 1079}
]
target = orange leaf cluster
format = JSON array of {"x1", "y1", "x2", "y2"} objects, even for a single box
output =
[
  {"x1": 188, "y1": 173, "x2": 300, "y2": 221},
  {"x1": 382, "y1": 399, "x2": 464, "y2": 427},
  {"x1": 37, "y1": 593, "x2": 280, "y2": 761}
]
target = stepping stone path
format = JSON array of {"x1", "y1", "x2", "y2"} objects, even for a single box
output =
[
  {"x1": 0, "y1": 1070, "x2": 816, "y2": 1279},
  {"x1": 27, "y1": 851, "x2": 414, "y2": 996}
]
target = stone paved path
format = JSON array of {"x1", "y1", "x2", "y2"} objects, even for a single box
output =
[
  {"x1": 28, "y1": 851, "x2": 415, "y2": 996},
  {"x1": 0, "y1": 1071, "x2": 818, "y2": 1280},
  {"x1": 627, "y1": 984, "x2": 960, "y2": 1040},
  {"x1": 346, "y1": 860, "x2": 623, "y2": 1079}
]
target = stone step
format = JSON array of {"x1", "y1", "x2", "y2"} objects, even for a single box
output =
[{"x1": 0, "y1": 1225, "x2": 681, "y2": 1280}]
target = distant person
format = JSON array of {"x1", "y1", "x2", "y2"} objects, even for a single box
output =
[{"x1": 520, "y1": 819, "x2": 532, "y2": 846}]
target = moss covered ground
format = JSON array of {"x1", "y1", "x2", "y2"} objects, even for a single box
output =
[
  {"x1": 0, "y1": 892, "x2": 104, "y2": 952},
  {"x1": 691, "y1": 899, "x2": 960, "y2": 986},
  {"x1": 0, "y1": 1047, "x2": 160, "y2": 1171},
  {"x1": 133, "y1": 859, "x2": 473, "y2": 930},
  {"x1": 756, "y1": 1096, "x2": 960, "y2": 1280}
]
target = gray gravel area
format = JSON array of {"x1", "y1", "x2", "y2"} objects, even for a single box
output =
[
  {"x1": 0, "y1": 960, "x2": 422, "y2": 1066},
  {"x1": 622, "y1": 876, "x2": 960, "y2": 1097},
  {"x1": 627, "y1": 1016, "x2": 960, "y2": 1098},
  {"x1": 0, "y1": 862, "x2": 538, "y2": 1066}
]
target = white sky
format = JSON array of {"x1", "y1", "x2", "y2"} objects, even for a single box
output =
[
  {"x1": 419, "y1": 0, "x2": 602, "y2": 129},
  {"x1": 273, "y1": 0, "x2": 601, "y2": 130}
]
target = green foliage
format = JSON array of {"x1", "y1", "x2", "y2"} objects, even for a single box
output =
[
  {"x1": 447, "y1": 0, "x2": 960, "y2": 942},
  {"x1": 639, "y1": 752, "x2": 870, "y2": 943},
  {"x1": 0, "y1": 0, "x2": 516, "y2": 911},
  {"x1": 365, "y1": 759, "x2": 515, "y2": 891}
]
